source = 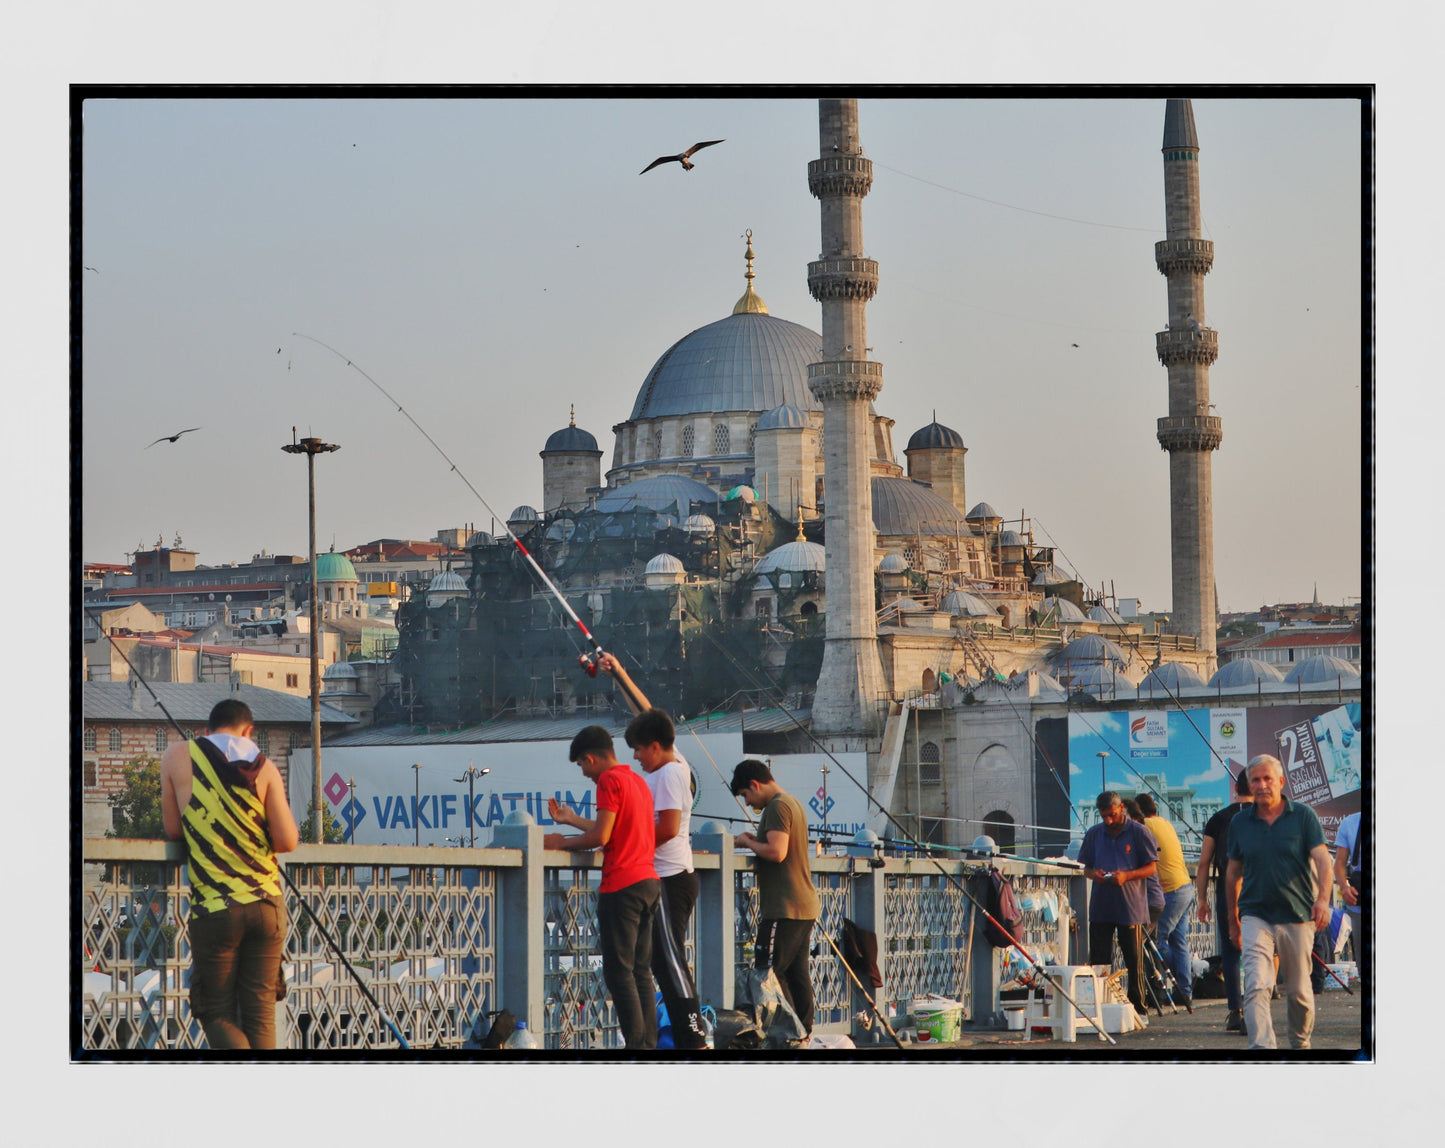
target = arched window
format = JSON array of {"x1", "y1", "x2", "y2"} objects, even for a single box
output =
[
  {"x1": 681, "y1": 424, "x2": 694, "y2": 457},
  {"x1": 712, "y1": 423, "x2": 730, "y2": 455},
  {"x1": 155, "y1": 729, "x2": 168, "y2": 753},
  {"x1": 982, "y1": 809, "x2": 1016, "y2": 850},
  {"x1": 84, "y1": 728, "x2": 97, "y2": 752},
  {"x1": 108, "y1": 729, "x2": 122, "y2": 752},
  {"x1": 653, "y1": 428, "x2": 663, "y2": 460},
  {"x1": 922, "y1": 668, "x2": 937, "y2": 693},
  {"x1": 755, "y1": 597, "x2": 772, "y2": 621},
  {"x1": 800, "y1": 600, "x2": 818, "y2": 616},
  {"x1": 748, "y1": 422, "x2": 758, "y2": 455},
  {"x1": 255, "y1": 728, "x2": 269, "y2": 755},
  {"x1": 920, "y1": 740, "x2": 941, "y2": 785}
]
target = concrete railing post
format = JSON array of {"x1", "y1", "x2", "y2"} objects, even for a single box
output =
[
  {"x1": 967, "y1": 870, "x2": 1004, "y2": 1028},
  {"x1": 846, "y1": 859, "x2": 888, "y2": 1038},
  {"x1": 693, "y1": 822, "x2": 735, "y2": 1011},
  {"x1": 491, "y1": 811, "x2": 545, "y2": 1035}
]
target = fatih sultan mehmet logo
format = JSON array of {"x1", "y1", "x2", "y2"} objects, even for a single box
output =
[{"x1": 1219, "y1": 719, "x2": 1236, "y2": 738}]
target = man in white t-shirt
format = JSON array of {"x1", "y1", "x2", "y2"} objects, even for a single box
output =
[{"x1": 601, "y1": 655, "x2": 709, "y2": 1050}]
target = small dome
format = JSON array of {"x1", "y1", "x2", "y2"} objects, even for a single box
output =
[
  {"x1": 1137, "y1": 662, "x2": 1208, "y2": 692},
  {"x1": 1032, "y1": 565, "x2": 1071, "y2": 585},
  {"x1": 508, "y1": 505, "x2": 539, "y2": 524},
  {"x1": 683, "y1": 514, "x2": 716, "y2": 536},
  {"x1": 323, "y1": 660, "x2": 359, "y2": 679},
  {"x1": 877, "y1": 554, "x2": 910, "y2": 574},
  {"x1": 906, "y1": 419, "x2": 966, "y2": 452},
  {"x1": 428, "y1": 570, "x2": 468, "y2": 592},
  {"x1": 1039, "y1": 597, "x2": 1088, "y2": 623},
  {"x1": 893, "y1": 597, "x2": 926, "y2": 612},
  {"x1": 998, "y1": 530, "x2": 1025, "y2": 548},
  {"x1": 1282, "y1": 655, "x2": 1360, "y2": 685},
  {"x1": 756, "y1": 402, "x2": 811, "y2": 431},
  {"x1": 726, "y1": 485, "x2": 757, "y2": 503},
  {"x1": 1066, "y1": 663, "x2": 1136, "y2": 695},
  {"x1": 1087, "y1": 604, "x2": 1127, "y2": 624},
  {"x1": 1208, "y1": 658, "x2": 1287, "y2": 688},
  {"x1": 316, "y1": 551, "x2": 358, "y2": 582},
  {"x1": 1055, "y1": 633, "x2": 1130, "y2": 668},
  {"x1": 542, "y1": 424, "x2": 600, "y2": 453},
  {"x1": 755, "y1": 539, "x2": 826, "y2": 576},
  {"x1": 644, "y1": 553, "x2": 685, "y2": 576},
  {"x1": 467, "y1": 531, "x2": 494, "y2": 548},
  {"x1": 941, "y1": 590, "x2": 998, "y2": 617},
  {"x1": 966, "y1": 502, "x2": 1001, "y2": 520}
]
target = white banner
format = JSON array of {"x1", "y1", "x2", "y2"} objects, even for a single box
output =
[{"x1": 689, "y1": 751, "x2": 871, "y2": 842}]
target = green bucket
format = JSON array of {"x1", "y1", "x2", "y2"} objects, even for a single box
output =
[{"x1": 912, "y1": 996, "x2": 963, "y2": 1043}]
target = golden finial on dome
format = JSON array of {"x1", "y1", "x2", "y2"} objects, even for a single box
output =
[
  {"x1": 569, "y1": 403, "x2": 575, "y2": 427},
  {"x1": 732, "y1": 228, "x2": 770, "y2": 315},
  {"x1": 796, "y1": 517, "x2": 807, "y2": 542}
]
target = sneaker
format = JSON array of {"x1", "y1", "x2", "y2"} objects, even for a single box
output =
[{"x1": 1225, "y1": 1009, "x2": 1244, "y2": 1033}]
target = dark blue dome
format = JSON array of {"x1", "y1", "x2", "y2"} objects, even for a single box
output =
[
  {"x1": 906, "y1": 420, "x2": 965, "y2": 451},
  {"x1": 543, "y1": 424, "x2": 600, "y2": 453}
]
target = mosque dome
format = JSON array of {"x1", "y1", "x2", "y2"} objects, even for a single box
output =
[
  {"x1": 1039, "y1": 596, "x2": 1088, "y2": 623},
  {"x1": 427, "y1": 570, "x2": 468, "y2": 593},
  {"x1": 1282, "y1": 655, "x2": 1360, "y2": 685},
  {"x1": 644, "y1": 553, "x2": 685, "y2": 576},
  {"x1": 467, "y1": 531, "x2": 494, "y2": 548},
  {"x1": 1137, "y1": 662, "x2": 1208, "y2": 692},
  {"x1": 594, "y1": 474, "x2": 719, "y2": 519},
  {"x1": 1067, "y1": 663, "x2": 1136, "y2": 696},
  {"x1": 998, "y1": 530, "x2": 1025, "y2": 548},
  {"x1": 508, "y1": 505, "x2": 539, "y2": 524},
  {"x1": 756, "y1": 402, "x2": 811, "y2": 431},
  {"x1": 543, "y1": 424, "x2": 600, "y2": 453},
  {"x1": 1054, "y1": 633, "x2": 1129, "y2": 669},
  {"x1": 966, "y1": 502, "x2": 1000, "y2": 521},
  {"x1": 877, "y1": 554, "x2": 909, "y2": 574},
  {"x1": 941, "y1": 590, "x2": 998, "y2": 617},
  {"x1": 683, "y1": 514, "x2": 716, "y2": 536},
  {"x1": 1208, "y1": 658, "x2": 1286, "y2": 689},
  {"x1": 323, "y1": 660, "x2": 359, "y2": 680},
  {"x1": 870, "y1": 477, "x2": 970, "y2": 536},
  {"x1": 755, "y1": 539, "x2": 827, "y2": 576},
  {"x1": 316, "y1": 551, "x2": 358, "y2": 582},
  {"x1": 1086, "y1": 604, "x2": 1127, "y2": 624},
  {"x1": 906, "y1": 419, "x2": 966, "y2": 452}
]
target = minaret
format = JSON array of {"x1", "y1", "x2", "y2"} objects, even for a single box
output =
[
  {"x1": 807, "y1": 98, "x2": 889, "y2": 734},
  {"x1": 1155, "y1": 99, "x2": 1221, "y2": 665}
]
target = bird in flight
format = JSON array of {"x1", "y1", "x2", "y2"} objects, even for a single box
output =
[
  {"x1": 146, "y1": 427, "x2": 201, "y2": 448},
  {"x1": 1071, "y1": 342, "x2": 1080, "y2": 348},
  {"x1": 640, "y1": 139, "x2": 724, "y2": 174}
]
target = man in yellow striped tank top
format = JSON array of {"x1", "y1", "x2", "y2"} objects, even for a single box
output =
[{"x1": 161, "y1": 699, "x2": 300, "y2": 1049}]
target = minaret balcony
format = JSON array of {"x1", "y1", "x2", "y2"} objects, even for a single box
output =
[
  {"x1": 1156, "y1": 327, "x2": 1219, "y2": 366},
  {"x1": 808, "y1": 155, "x2": 874, "y2": 199},
  {"x1": 807, "y1": 257, "x2": 880, "y2": 302},
  {"x1": 807, "y1": 358, "x2": 884, "y2": 403},
  {"x1": 1157, "y1": 415, "x2": 1223, "y2": 452},
  {"x1": 1154, "y1": 237, "x2": 1215, "y2": 276}
]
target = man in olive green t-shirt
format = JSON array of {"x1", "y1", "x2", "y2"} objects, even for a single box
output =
[{"x1": 732, "y1": 759, "x2": 821, "y2": 1035}]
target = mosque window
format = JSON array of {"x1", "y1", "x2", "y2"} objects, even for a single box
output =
[
  {"x1": 748, "y1": 423, "x2": 758, "y2": 454},
  {"x1": 920, "y1": 740, "x2": 942, "y2": 785},
  {"x1": 800, "y1": 600, "x2": 818, "y2": 616},
  {"x1": 982, "y1": 809, "x2": 1016, "y2": 850},
  {"x1": 904, "y1": 544, "x2": 920, "y2": 568},
  {"x1": 84, "y1": 761, "x2": 98, "y2": 788},
  {"x1": 109, "y1": 729, "x2": 122, "y2": 752},
  {"x1": 682, "y1": 424, "x2": 694, "y2": 457},
  {"x1": 712, "y1": 424, "x2": 730, "y2": 455},
  {"x1": 755, "y1": 597, "x2": 772, "y2": 621},
  {"x1": 653, "y1": 429, "x2": 663, "y2": 460},
  {"x1": 84, "y1": 728, "x2": 97, "y2": 752},
  {"x1": 255, "y1": 729, "x2": 269, "y2": 755},
  {"x1": 155, "y1": 729, "x2": 168, "y2": 753}
]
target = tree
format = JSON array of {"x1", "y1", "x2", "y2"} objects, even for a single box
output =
[
  {"x1": 107, "y1": 753, "x2": 166, "y2": 839},
  {"x1": 298, "y1": 803, "x2": 346, "y2": 844}
]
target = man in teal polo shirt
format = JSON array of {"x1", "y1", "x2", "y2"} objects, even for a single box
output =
[{"x1": 1225, "y1": 754, "x2": 1333, "y2": 1049}]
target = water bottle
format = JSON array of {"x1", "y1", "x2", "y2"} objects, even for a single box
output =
[{"x1": 503, "y1": 1020, "x2": 538, "y2": 1049}]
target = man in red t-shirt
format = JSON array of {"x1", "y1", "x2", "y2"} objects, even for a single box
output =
[{"x1": 547, "y1": 725, "x2": 661, "y2": 1049}]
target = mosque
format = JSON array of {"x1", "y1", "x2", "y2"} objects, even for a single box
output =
[{"x1": 387, "y1": 99, "x2": 1237, "y2": 852}]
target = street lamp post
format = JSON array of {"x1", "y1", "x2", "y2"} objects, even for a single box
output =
[
  {"x1": 282, "y1": 429, "x2": 341, "y2": 842},
  {"x1": 454, "y1": 764, "x2": 491, "y2": 847},
  {"x1": 1096, "y1": 750, "x2": 1111, "y2": 795},
  {"x1": 412, "y1": 763, "x2": 423, "y2": 847}
]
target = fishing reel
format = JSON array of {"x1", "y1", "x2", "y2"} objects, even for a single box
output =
[{"x1": 578, "y1": 651, "x2": 602, "y2": 678}]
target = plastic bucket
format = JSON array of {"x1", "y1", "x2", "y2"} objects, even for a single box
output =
[
  {"x1": 912, "y1": 996, "x2": 963, "y2": 1043},
  {"x1": 1002, "y1": 1003, "x2": 1027, "y2": 1031}
]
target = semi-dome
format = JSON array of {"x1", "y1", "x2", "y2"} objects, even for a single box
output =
[
  {"x1": 316, "y1": 551, "x2": 358, "y2": 582},
  {"x1": 756, "y1": 402, "x2": 811, "y2": 431},
  {"x1": 427, "y1": 570, "x2": 467, "y2": 592},
  {"x1": 906, "y1": 419, "x2": 966, "y2": 452},
  {"x1": 941, "y1": 590, "x2": 998, "y2": 617},
  {"x1": 542, "y1": 424, "x2": 600, "y2": 453},
  {"x1": 628, "y1": 311, "x2": 823, "y2": 421},
  {"x1": 1039, "y1": 596, "x2": 1088, "y2": 623},
  {"x1": 1137, "y1": 662, "x2": 1208, "y2": 692},
  {"x1": 1054, "y1": 633, "x2": 1129, "y2": 669},
  {"x1": 1209, "y1": 658, "x2": 1286, "y2": 689},
  {"x1": 593, "y1": 474, "x2": 719, "y2": 519},
  {"x1": 644, "y1": 553, "x2": 685, "y2": 576},
  {"x1": 870, "y1": 477, "x2": 970, "y2": 536},
  {"x1": 755, "y1": 539, "x2": 826, "y2": 576},
  {"x1": 878, "y1": 553, "x2": 910, "y2": 574},
  {"x1": 1282, "y1": 655, "x2": 1360, "y2": 685},
  {"x1": 966, "y1": 502, "x2": 1000, "y2": 520}
]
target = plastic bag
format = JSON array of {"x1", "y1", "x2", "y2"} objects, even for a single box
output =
[{"x1": 733, "y1": 966, "x2": 809, "y2": 1050}]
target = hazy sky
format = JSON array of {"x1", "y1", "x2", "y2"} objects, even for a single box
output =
[{"x1": 80, "y1": 95, "x2": 1363, "y2": 613}]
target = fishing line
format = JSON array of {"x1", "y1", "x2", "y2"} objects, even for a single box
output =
[
  {"x1": 289, "y1": 333, "x2": 645, "y2": 711},
  {"x1": 84, "y1": 609, "x2": 412, "y2": 1050}
]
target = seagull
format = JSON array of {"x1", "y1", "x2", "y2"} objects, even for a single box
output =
[
  {"x1": 84, "y1": 266, "x2": 99, "y2": 274},
  {"x1": 1187, "y1": 313, "x2": 1202, "y2": 333},
  {"x1": 1071, "y1": 342, "x2": 1080, "y2": 348},
  {"x1": 640, "y1": 139, "x2": 724, "y2": 174},
  {"x1": 146, "y1": 427, "x2": 201, "y2": 448}
]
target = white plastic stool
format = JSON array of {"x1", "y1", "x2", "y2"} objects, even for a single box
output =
[{"x1": 1021, "y1": 965, "x2": 1107, "y2": 1042}]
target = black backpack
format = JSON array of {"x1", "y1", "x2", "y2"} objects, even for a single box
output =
[{"x1": 984, "y1": 869, "x2": 1025, "y2": 948}]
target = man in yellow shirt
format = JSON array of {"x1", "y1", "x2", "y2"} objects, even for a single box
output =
[{"x1": 1137, "y1": 794, "x2": 1195, "y2": 1011}]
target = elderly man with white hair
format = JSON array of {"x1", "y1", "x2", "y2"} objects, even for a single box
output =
[{"x1": 1225, "y1": 754, "x2": 1333, "y2": 1049}]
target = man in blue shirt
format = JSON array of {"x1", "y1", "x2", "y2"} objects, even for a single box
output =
[
  {"x1": 1078, "y1": 791, "x2": 1159, "y2": 1022},
  {"x1": 1225, "y1": 754, "x2": 1333, "y2": 1050}
]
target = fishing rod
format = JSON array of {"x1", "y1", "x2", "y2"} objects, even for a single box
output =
[
  {"x1": 1311, "y1": 948, "x2": 1354, "y2": 995},
  {"x1": 84, "y1": 609, "x2": 412, "y2": 1049},
  {"x1": 290, "y1": 332, "x2": 646, "y2": 713},
  {"x1": 680, "y1": 613, "x2": 1116, "y2": 1043}
]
